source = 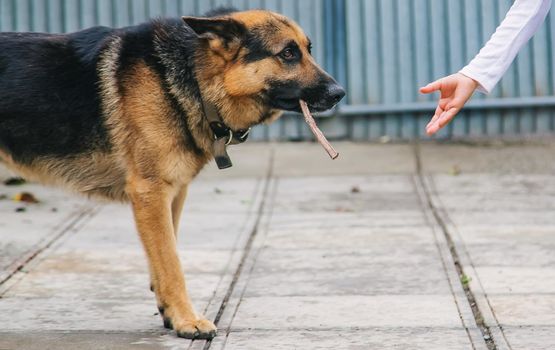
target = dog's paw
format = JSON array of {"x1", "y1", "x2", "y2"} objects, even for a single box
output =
[
  {"x1": 157, "y1": 304, "x2": 217, "y2": 339},
  {"x1": 175, "y1": 318, "x2": 218, "y2": 340}
]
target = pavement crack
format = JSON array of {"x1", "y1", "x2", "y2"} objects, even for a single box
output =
[
  {"x1": 0, "y1": 205, "x2": 98, "y2": 292},
  {"x1": 413, "y1": 142, "x2": 497, "y2": 350},
  {"x1": 201, "y1": 149, "x2": 276, "y2": 350}
]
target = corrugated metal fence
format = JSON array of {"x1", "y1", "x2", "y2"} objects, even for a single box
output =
[{"x1": 1, "y1": 0, "x2": 554, "y2": 140}]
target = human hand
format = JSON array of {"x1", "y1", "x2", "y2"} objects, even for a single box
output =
[{"x1": 419, "y1": 73, "x2": 479, "y2": 135}]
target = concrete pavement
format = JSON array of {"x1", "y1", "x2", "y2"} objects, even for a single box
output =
[{"x1": 0, "y1": 141, "x2": 554, "y2": 349}]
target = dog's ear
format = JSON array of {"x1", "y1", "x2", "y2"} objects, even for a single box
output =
[{"x1": 182, "y1": 16, "x2": 246, "y2": 58}]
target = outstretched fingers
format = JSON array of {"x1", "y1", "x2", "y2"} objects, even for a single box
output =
[
  {"x1": 426, "y1": 105, "x2": 444, "y2": 129},
  {"x1": 426, "y1": 107, "x2": 460, "y2": 135}
]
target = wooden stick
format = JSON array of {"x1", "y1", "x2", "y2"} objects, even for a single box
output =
[{"x1": 299, "y1": 100, "x2": 339, "y2": 160}]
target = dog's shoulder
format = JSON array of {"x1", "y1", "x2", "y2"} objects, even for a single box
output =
[{"x1": 67, "y1": 26, "x2": 117, "y2": 64}]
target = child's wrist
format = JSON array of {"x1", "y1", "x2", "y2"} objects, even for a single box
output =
[
  {"x1": 457, "y1": 72, "x2": 480, "y2": 90},
  {"x1": 457, "y1": 72, "x2": 480, "y2": 89}
]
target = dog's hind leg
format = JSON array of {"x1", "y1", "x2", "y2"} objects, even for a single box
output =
[
  {"x1": 171, "y1": 186, "x2": 188, "y2": 241},
  {"x1": 127, "y1": 177, "x2": 217, "y2": 340}
]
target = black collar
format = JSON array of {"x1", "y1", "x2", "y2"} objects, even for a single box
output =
[
  {"x1": 201, "y1": 99, "x2": 251, "y2": 170},
  {"x1": 209, "y1": 121, "x2": 251, "y2": 145}
]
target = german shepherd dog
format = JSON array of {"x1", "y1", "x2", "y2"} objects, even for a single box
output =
[{"x1": 0, "y1": 9, "x2": 345, "y2": 339}]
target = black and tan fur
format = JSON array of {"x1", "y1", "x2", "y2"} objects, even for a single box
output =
[{"x1": 0, "y1": 9, "x2": 344, "y2": 339}]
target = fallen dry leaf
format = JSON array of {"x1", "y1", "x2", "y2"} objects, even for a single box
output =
[
  {"x1": 335, "y1": 207, "x2": 354, "y2": 213},
  {"x1": 13, "y1": 192, "x2": 39, "y2": 204},
  {"x1": 449, "y1": 165, "x2": 461, "y2": 176}
]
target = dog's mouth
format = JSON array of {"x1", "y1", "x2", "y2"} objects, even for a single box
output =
[
  {"x1": 271, "y1": 97, "x2": 337, "y2": 113},
  {"x1": 266, "y1": 80, "x2": 346, "y2": 114},
  {"x1": 272, "y1": 97, "x2": 303, "y2": 112}
]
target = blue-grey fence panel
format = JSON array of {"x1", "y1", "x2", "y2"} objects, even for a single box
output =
[
  {"x1": 1, "y1": 0, "x2": 554, "y2": 140},
  {"x1": 344, "y1": 0, "x2": 555, "y2": 140}
]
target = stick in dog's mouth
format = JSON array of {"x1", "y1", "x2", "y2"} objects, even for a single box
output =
[{"x1": 299, "y1": 100, "x2": 339, "y2": 160}]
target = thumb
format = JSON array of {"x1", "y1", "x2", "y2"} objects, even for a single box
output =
[{"x1": 419, "y1": 79, "x2": 442, "y2": 94}]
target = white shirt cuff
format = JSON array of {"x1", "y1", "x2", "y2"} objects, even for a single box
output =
[{"x1": 459, "y1": 68, "x2": 493, "y2": 94}]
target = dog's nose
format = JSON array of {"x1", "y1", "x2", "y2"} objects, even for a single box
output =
[{"x1": 326, "y1": 84, "x2": 346, "y2": 104}]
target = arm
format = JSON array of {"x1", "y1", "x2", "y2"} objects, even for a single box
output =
[
  {"x1": 462, "y1": 0, "x2": 552, "y2": 93},
  {"x1": 420, "y1": 0, "x2": 551, "y2": 135}
]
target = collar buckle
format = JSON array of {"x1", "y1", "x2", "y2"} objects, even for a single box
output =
[
  {"x1": 225, "y1": 129, "x2": 233, "y2": 146},
  {"x1": 203, "y1": 101, "x2": 251, "y2": 170}
]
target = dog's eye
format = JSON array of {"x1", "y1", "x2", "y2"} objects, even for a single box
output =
[{"x1": 280, "y1": 48, "x2": 296, "y2": 60}]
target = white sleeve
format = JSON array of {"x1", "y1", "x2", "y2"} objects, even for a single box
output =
[{"x1": 459, "y1": 0, "x2": 552, "y2": 94}]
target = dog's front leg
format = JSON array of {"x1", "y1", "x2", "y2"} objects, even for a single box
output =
[
  {"x1": 126, "y1": 178, "x2": 217, "y2": 340},
  {"x1": 171, "y1": 186, "x2": 188, "y2": 240}
]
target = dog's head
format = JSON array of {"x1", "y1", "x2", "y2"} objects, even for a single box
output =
[{"x1": 183, "y1": 9, "x2": 345, "y2": 128}]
